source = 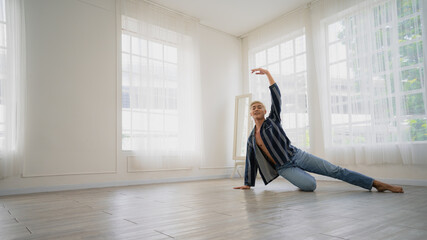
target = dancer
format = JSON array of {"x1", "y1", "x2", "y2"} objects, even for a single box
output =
[{"x1": 234, "y1": 68, "x2": 403, "y2": 193}]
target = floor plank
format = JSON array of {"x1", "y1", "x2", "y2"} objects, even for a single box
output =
[{"x1": 0, "y1": 178, "x2": 426, "y2": 240}]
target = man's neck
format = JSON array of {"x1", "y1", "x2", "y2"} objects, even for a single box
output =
[{"x1": 254, "y1": 118, "x2": 265, "y2": 132}]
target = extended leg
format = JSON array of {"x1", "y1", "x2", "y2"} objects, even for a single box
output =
[{"x1": 294, "y1": 151, "x2": 374, "y2": 190}]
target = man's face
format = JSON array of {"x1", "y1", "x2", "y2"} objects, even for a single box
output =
[{"x1": 250, "y1": 103, "x2": 266, "y2": 120}]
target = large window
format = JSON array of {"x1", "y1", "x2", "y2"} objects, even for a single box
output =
[
  {"x1": 250, "y1": 32, "x2": 310, "y2": 149},
  {"x1": 120, "y1": 0, "x2": 202, "y2": 173},
  {"x1": 326, "y1": 0, "x2": 427, "y2": 145},
  {"x1": 121, "y1": 31, "x2": 179, "y2": 152}
]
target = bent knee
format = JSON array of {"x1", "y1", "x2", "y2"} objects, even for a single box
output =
[{"x1": 299, "y1": 181, "x2": 317, "y2": 192}]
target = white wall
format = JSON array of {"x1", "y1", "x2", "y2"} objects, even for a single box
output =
[
  {"x1": 199, "y1": 26, "x2": 242, "y2": 169},
  {"x1": 23, "y1": 0, "x2": 117, "y2": 177},
  {"x1": 0, "y1": 0, "x2": 242, "y2": 195}
]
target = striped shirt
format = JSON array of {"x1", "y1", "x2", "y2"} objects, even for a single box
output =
[{"x1": 244, "y1": 83, "x2": 296, "y2": 186}]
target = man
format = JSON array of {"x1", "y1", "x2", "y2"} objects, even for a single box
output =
[{"x1": 234, "y1": 68, "x2": 403, "y2": 193}]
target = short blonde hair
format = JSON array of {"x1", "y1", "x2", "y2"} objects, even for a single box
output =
[{"x1": 250, "y1": 101, "x2": 266, "y2": 109}]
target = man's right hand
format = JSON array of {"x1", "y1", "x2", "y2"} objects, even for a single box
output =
[
  {"x1": 251, "y1": 68, "x2": 276, "y2": 86},
  {"x1": 233, "y1": 185, "x2": 251, "y2": 190}
]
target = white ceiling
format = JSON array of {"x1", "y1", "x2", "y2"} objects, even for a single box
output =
[{"x1": 148, "y1": 0, "x2": 313, "y2": 37}]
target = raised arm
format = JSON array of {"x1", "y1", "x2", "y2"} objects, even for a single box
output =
[
  {"x1": 251, "y1": 68, "x2": 276, "y2": 86},
  {"x1": 251, "y1": 68, "x2": 281, "y2": 121}
]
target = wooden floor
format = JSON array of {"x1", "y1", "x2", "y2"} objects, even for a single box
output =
[{"x1": 1, "y1": 178, "x2": 426, "y2": 240}]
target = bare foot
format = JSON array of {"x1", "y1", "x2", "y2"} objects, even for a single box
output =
[{"x1": 373, "y1": 180, "x2": 404, "y2": 193}]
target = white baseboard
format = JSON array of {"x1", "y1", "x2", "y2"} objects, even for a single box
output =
[
  {"x1": 0, "y1": 174, "x2": 229, "y2": 196},
  {"x1": 1, "y1": 175, "x2": 425, "y2": 196}
]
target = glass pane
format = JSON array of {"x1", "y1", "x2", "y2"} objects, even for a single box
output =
[
  {"x1": 132, "y1": 37, "x2": 147, "y2": 56},
  {"x1": 375, "y1": 29, "x2": 384, "y2": 49},
  {"x1": 122, "y1": 132, "x2": 132, "y2": 150},
  {"x1": 149, "y1": 59, "x2": 163, "y2": 84},
  {"x1": 397, "y1": 0, "x2": 420, "y2": 18},
  {"x1": 283, "y1": 112, "x2": 297, "y2": 129},
  {"x1": 132, "y1": 55, "x2": 141, "y2": 74},
  {"x1": 295, "y1": 35, "x2": 306, "y2": 54},
  {"x1": 329, "y1": 62, "x2": 347, "y2": 80},
  {"x1": 122, "y1": 34, "x2": 130, "y2": 53},
  {"x1": 296, "y1": 73, "x2": 307, "y2": 90},
  {"x1": 373, "y1": 52, "x2": 386, "y2": 73},
  {"x1": 255, "y1": 50, "x2": 266, "y2": 67},
  {"x1": 400, "y1": 68, "x2": 422, "y2": 91},
  {"x1": 389, "y1": 73, "x2": 395, "y2": 93},
  {"x1": 267, "y1": 45, "x2": 279, "y2": 63},
  {"x1": 296, "y1": 94, "x2": 308, "y2": 110},
  {"x1": 281, "y1": 40, "x2": 293, "y2": 58},
  {"x1": 296, "y1": 113, "x2": 309, "y2": 128},
  {"x1": 281, "y1": 59, "x2": 294, "y2": 76},
  {"x1": 332, "y1": 126, "x2": 351, "y2": 144},
  {"x1": 400, "y1": 42, "x2": 422, "y2": 67},
  {"x1": 122, "y1": 53, "x2": 130, "y2": 72},
  {"x1": 122, "y1": 71, "x2": 130, "y2": 87},
  {"x1": 295, "y1": 54, "x2": 306, "y2": 72},
  {"x1": 374, "y1": 98, "x2": 389, "y2": 120},
  {"x1": 164, "y1": 114, "x2": 178, "y2": 132},
  {"x1": 268, "y1": 62, "x2": 279, "y2": 74},
  {"x1": 131, "y1": 73, "x2": 141, "y2": 88},
  {"x1": 165, "y1": 88, "x2": 177, "y2": 110},
  {"x1": 164, "y1": 45, "x2": 177, "y2": 63},
  {"x1": 141, "y1": 57, "x2": 148, "y2": 76},
  {"x1": 407, "y1": 118, "x2": 427, "y2": 141},
  {"x1": 284, "y1": 96, "x2": 296, "y2": 111},
  {"x1": 402, "y1": 93, "x2": 425, "y2": 115},
  {"x1": 151, "y1": 88, "x2": 165, "y2": 109},
  {"x1": 398, "y1": 16, "x2": 422, "y2": 43},
  {"x1": 131, "y1": 87, "x2": 142, "y2": 109},
  {"x1": 373, "y1": 75, "x2": 387, "y2": 96},
  {"x1": 329, "y1": 42, "x2": 347, "y2": 63},
  {"x1": 149, "y1": 41, "x2": 163, "y2": 60},
  {"x1": 353, "y1": 123, "x2": 369, "y2": 144},
  {"x1": 133, "y1": 111, "x2": 147, "y2": 131},
  {"x1": 328, "y1": 21, "x2": 345, "y2": 43},
  {"x1": 164, "y1": 63, "x2": 177, "y2": 83},
  {"x1": 122, "y1": 109, "x2": 131, "y2": 130},
  {"x1": 122, "y1": 88, "x2": 130, "y2": 108}
]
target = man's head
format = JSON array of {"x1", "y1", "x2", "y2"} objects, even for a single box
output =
[{"x1": 250, "y1": 101, "x2": 267, "y2": 120}]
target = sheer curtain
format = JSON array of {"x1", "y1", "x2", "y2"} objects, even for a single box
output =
[
  {"x1": 121, "y1": 0, "x2": 203, "y2": 170},
  {"x1": 0, "y1": 0, "x2": 25, "y2": 179},
  {"x1": 311, "y1": 0, "x2": 427, "y2": 165}
]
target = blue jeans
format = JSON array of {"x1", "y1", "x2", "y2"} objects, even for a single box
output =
[{"x1": 276, "y1": 149, "x2": 374, "y2": 191}]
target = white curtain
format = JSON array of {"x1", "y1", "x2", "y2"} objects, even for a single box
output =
[
  {"x1": 121, "y1": 0, "x2": 203, "y2": 170},
  {"x1": 311, "y1": 0, "x2": 427, "y2": 165},
  {"x1": 0, "y1": 0, "x2": 25, "y2": 179}
]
